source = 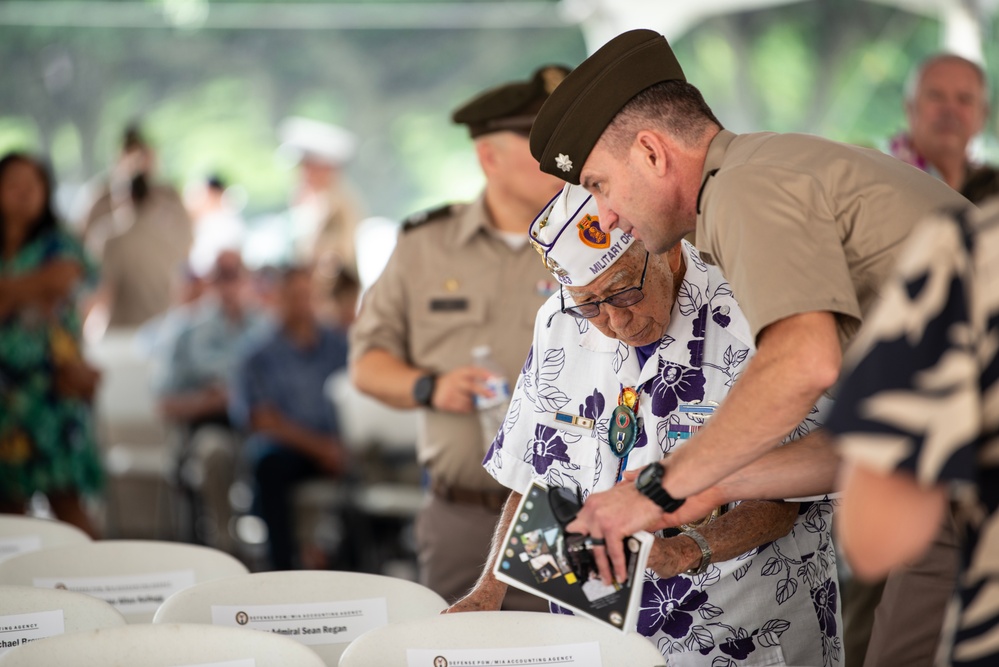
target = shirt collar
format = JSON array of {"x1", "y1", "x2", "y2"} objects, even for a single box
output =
[
  {"x1": 576, "y1": 241, "x2": 743, "y2": 386},
  {"x1": 455, "y1": 195, "x2": 493, "y2": 247}
]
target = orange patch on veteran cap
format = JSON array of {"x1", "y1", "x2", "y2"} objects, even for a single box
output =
[
  {"x1": 529, "y1": 30, "x2": 685, "y2": 184},
  {"x1": 528, "y1": 183, "x2": 635, "y2": 287}
]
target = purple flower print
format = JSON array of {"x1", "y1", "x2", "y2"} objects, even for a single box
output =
[
  {"x1": 719, "y1": 634, "x2": 757, "y2": 661},
  {"x1": 711, "y1": 305, "x2": 731, "y2": 328},
  {"x1": 531, "y1": 425, "x2": 571, "y2": 475},
  {"x1": 578, "y1": 389, "x2": 605, "y2": 421},
  {"x1": 637, "y1": 576, "x2": 708, "y2": 639},
  {"x1": 646, "y1": 359, "x2": 706, "y2": 417},
  {"x1": 483, "y1": 427, "x2": 505, "y2": 462},
  {"x1": 812, "y1": 578, "x2": 838, "y2": 638}
]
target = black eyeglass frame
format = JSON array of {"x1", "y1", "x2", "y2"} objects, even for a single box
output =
[{"x1": 559, "y1": 251, "x2": 650, "y2": 319}]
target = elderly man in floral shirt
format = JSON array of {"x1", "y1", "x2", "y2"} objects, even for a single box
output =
[{"x1": 446, "y1": 184, "x2": 841, "y2": 667}]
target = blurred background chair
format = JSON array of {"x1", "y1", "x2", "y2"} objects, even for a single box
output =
[
  {"x1": 0, "y1": 585, "x2": 127, "y2": 638},
  {"x1": 0, "y1": 623, "x2": 326, "y2": 666},
  {"x1": 0, "y1": 540, "x2": 248, "y2": 623},
  {"x1": 85, "y1": 330, "x2": 175, "y2": 540},
  {"x1": 338, "y1": 611, "x2": 668, "y2": 667},
  {"x1": 0, "y1": 516, "x2": 91, "y2": 563},
  {"x1": 154, "y1": 570, "x2": 446, "y2": 666}
]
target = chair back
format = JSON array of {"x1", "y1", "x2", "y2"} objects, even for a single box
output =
[
  {"x1": 154, "y1": 570, "x2": 446, "y2": 666},
  {"x1": 0, "y1": 516, "x2": 91, "y2": 563},
  {"x1": 0, "y1": 540, "x2": 248, "y2": 623},
  {"x1": 0, "y1": 585, "x2": 126, "y2": 655},
  {"x1": 0, "y1": 623, "x2": 326, "y2": 666},
  {"x1": 338, "y1": 610, "x2": 667, "y2": 666}
]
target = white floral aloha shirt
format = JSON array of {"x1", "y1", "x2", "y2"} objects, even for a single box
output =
[{"x1": 484, "y1": 242, "x2": 842, "y2": 667}]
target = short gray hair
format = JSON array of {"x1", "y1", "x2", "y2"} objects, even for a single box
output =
[{"x1": 904, "y1": 53, "x2": 988, "y2": 104}]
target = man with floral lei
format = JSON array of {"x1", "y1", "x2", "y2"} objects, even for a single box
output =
[{"x1": 446, "y1": 184, "x2": 842, "y2": 667}]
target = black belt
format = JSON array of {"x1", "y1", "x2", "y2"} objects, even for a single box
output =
[{"x1": 430, "y1": 479, "x2": 509, "y2": 512}]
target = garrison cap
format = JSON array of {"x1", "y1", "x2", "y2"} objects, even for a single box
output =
[
  {"x1": 530, "y1": 30, "x2": 685, "y2": 184},
  {"x1": 452, "y1": 65, "x2": 571, "y2": 139},
  {"x1": 528, "y1": 184, "x2": 634, "y2": 287}
]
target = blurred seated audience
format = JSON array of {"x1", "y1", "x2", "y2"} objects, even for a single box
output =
[
  {"x1": 318, "y1": 267, "x2": 360, "y2": 330},
  {"x1": 0, "y1": 152, "x2": 103, "y2": 537},
  {"x1": 185, "y1": 174, "x2": 246, "y2": 279},
  {"x1": 80, "y1": 124, "x2": 192, "y2": 261},
  {"x1": 229, "y1": 265, "x2": 349, "y2": 570},
  {"x1": 154, "y1": 250, "x2": 267, "y2": 551}
]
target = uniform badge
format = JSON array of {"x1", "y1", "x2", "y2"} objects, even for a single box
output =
[
  {"x1": 555, "y1": 153, "x2": 573, "y2": 172},
  {"x1": 577, "y1": 214, "x2": 610, "y2": 249}
]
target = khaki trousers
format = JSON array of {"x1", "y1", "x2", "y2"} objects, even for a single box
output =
[{"x1": 415, "y1": 494, "x2": 547, "y2": 611}]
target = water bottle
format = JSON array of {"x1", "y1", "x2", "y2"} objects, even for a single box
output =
[{"x1": 472, "y1": 345, "x2": 511, "y2": 449}]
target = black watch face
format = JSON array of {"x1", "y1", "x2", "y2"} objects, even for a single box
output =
[{"x1": 637, "y1": 463, "x2": 658, "y2": 488}]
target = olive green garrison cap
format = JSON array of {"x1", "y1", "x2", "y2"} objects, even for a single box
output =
[
  {"x1": 452, "y1": 65, "x2": 571, "y2": 139},
  {"x1": 529, "y1": 29, "x2": 685, "y2": 185}
]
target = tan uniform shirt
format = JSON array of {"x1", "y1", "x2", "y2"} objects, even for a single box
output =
[
  {"x1": 695, "y1": 130, "x2": 971, "y2": 349},
  {"x1": 350, "y1": 196, "x2": 555, "y2": 491},
  {"x1": 102, "y1": 193, "x2": 194, "y2": 328}
]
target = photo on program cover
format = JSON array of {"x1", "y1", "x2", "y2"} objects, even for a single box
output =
[{"x1": 493, "y1": 481, "x2": 652, "y2": 632}]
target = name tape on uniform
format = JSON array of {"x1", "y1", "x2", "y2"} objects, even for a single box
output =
[
  {"x1": 406, "y1": 642, "x2": 603, "y2": 667},
  {"x1": 0, "y1": 535, "x2": 42, "y2": 563},
  {"x1": 211, "y1": 598, "x2": 389, "y2": 646},
  {"x1": 0, "y1": 609, "x2": 65, "y2": 655},
  {"x1": 33, "y1": 569, "x2": 196, "y2": 614}
]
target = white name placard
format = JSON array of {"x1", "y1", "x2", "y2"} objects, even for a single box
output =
[
  {"x1": 173, "y1": 661, "x2": 255, "y2": 667},
  {"x1": 0, "y1": 536, "x2": 42, "y2": 563},
  {"x1": 406, "y1": 642, "x2": 603, "y2": 667},
  {"x1": 33, "y1": 569, "x2": 196, "y2": 614},
  {"x1": 0, "y1": 610, "x2": 65, "y2": 655},
  {"x1": 211, "y1": 598, "x2": 389, "y2": 646}
]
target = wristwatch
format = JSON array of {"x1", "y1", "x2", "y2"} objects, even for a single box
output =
[
  {"x1": 635, "y1": 462, "x2": 686, "y2": 513},
  {"x1": 412, "y1": 373, "x2": 437, "y2": 407},
  {"x1": 682, "y1": 528, "x2": 712, "y2": 575}
]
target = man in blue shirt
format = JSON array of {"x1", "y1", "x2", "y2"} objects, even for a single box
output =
[{"x1": 230, "y1": 265, "x2": 349, "y2": 570}]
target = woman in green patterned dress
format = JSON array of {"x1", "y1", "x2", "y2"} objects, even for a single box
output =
[{"x1": 0, "y1": 152, "x2": 103, "y2": 536}]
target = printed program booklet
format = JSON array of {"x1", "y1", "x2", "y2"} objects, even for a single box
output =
[{"x1": 492, "y1": 480, "x2": 653, "y2": 632}]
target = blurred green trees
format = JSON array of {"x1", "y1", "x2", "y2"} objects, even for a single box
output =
[{"x1": 0, "y1": 0, "x2": 995, "y2": 223}]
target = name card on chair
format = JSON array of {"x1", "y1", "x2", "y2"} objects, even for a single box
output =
[
  {"x1": 0, "y1": 536, "x2": 42, "y2": 563},
  {"x1": 33, "y1": 569, "x2": 196, "y2": 614},
  {"x1": 406, "y1": 642, "x2": 603, "y2": 667},
  {"x1": 0, "y1": 610, "x2": 65, "y2": 655},
  {"x1": 211, "y1": 598, "x2": 389, "y2": 646}
]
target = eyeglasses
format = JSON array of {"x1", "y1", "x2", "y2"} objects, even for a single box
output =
[{"x1": 560, "y1": 251, "x2": 649, "y2": 319}]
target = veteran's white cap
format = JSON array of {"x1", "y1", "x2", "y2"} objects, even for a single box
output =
[
  {"x1": 528, "y1": 184, "x2": 634, "y2": 287},
  {"x1": 278, "y1": 116, "x2": 357, "y2": 166}
]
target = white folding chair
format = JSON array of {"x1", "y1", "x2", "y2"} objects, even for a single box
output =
[
  {"x1": 338, "y1": 611, "x2": 668, "y2": 667},
  {"x1": 0, "y1": 540, "x2": 249, "y2": 623},
  {"x1": 0, "y1": 515, "x2": 91, "y2": 563},
  {"x1": 154, "y1": 570, "x2": 447, "y2": 666},
  {"x1": 0, "y1": 623, "x2": 326, "y2": 666},
  {"x1": 0, "y1": 585, "x2": 126, "y2": 641}
]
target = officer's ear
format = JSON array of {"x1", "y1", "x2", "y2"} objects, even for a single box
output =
[
  {"x1": 475, "y1": 135, "x2": 501, "y2": 175},
  {"x1": 633, "y1": 130, "x2": 669, "y2": 178}
]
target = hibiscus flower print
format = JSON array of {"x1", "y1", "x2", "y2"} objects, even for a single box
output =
[
  {"x1": 812, "y1": 578, "x2": 838, "y2": 638},
  {"x1": 637, "y1": 575, "x2": 709, "y2": 639},
  {"x1": 646, "y1": 359, "x2": 706, "y2": 417},
  {"x1": 528, "y1": 424, "x2": 571, "y2": 476}
]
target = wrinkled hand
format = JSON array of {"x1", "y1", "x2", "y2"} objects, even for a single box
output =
[
  {"x1": 443, "y1": 583, "x2": 505, "y2": 614},
  {"x1": 431, "y1": 365, "x2": 494, "y2": 414}
]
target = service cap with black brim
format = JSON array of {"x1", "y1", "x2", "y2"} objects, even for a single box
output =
[
  {"x1": 452, "y1": 65, "x2": 571, "y2": 139},
  {"x1": 529, "y1": 29, "x2": 685, "y2": 185}
]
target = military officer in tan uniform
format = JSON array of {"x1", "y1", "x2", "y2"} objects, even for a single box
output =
[
  {"x1": 525, "y1": 30, "x2": 970, "y2": 665},
  {"x1": 350, "y1": 66, "x2": 568, "y2": 607}
]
